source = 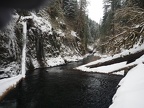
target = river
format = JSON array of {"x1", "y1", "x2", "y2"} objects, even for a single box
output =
[{"x1": 0, "y1": 56, "x2": 123, "y2": 108}]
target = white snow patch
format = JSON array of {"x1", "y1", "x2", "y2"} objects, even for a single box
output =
[
  {"x1": 87, "y1": 45, "x2": 94, "y2": 51},
  {"x1": 30, "y1": 13, "x2": 52, "y2": 33},
  {"x1": 64, "y1": 55, "x2": 83, "y2": 62},
  {"x1": 59, "y1": 21, "x2": 65, "y2": 25},
  {"x1": 32, "y1": 58, "x2": 40, "y2": 68},
  {"x1": 133, "y1": 24, "x2": 140, "y2": 28},
  {"x1": 21, "y1": 16, "x2": 33, "y2": 21},
  {"x1": 56, "y1": 29, "x2": 65, "y2": 37},
  {"x1": 71, "y1": 31, "x2": 77, "y2": 37},
  {"x1": 46, "y1": 56, "x2": 65, "y2": 67},
  {"x1": 0, "y1": 75, "x2": 22, "y2": 97},
  {"x1": 109, "y1": 63, "x2": 144, "y2": 108}
]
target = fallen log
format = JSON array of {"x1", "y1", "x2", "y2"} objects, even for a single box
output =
[
  {"x1": 87, "y1": 49, "x2": 144, "y2": 68},
  {"x1": 108, "y1": 64, "x2": 137, "y2": 74}
]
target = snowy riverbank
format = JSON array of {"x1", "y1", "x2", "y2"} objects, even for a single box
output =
[
  {"x1": 0, "y1": 54, "x2": 84, "y2": 101},
  {"x1": 109, "y1": 63, "x2": 144, "y2": 108},
  {"x1": 75, "y1": 45, "x2": 144, "y2": 108},
  {"x1": 0, "y1": 75, "x2": 22, "y2": 101},
  {"x1": 76, "y1": 54, "x2": 144, "y2": 108}
]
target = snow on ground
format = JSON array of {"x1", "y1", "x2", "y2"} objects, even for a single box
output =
[
  {"x1": 109, "y1": 55, "x2": 144, "y2": 108},
  {"x1": 109, "y1": 63, "x2": 144, "y2": 108},
  {"x1": 46, "y1": 56, "x2": 65, "y2": 67},
  {"x1": 0, "y1": 75, "x2": 22, "y2": 98},
  {"x1": 71, "y1": 31, "x2": 77, "y2": 37},
  {"x1": 32, "y1": 55, "x2": 83, "y2": 69},
  {"x1": 30, "y1": 13, "x2": 52, "y2": 33},
  {"x1": 56, "y1": 29, "x2": 65, "y2": 37},
  {"x1": 64, "y1": 55, "x2": 83, "y2": 62},
  {"x1": 46, "y1": 55, "x2": 83, "y2": 67}
]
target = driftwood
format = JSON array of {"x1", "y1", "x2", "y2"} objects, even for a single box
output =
[{"x1": 87, "y1": 50, "x2": 144, "y2": 68}]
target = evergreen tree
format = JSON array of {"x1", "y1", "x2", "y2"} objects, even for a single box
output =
[
  {"x1": 100, "y1": 0, "x2": 122, "y2": 37},
  {"x1": 75, "y1": 0, "x2": 88, "y2": 54},
  {"x1": 88, "y1": 19, "x2": 99, "y2": 41},
  {"x1": 63, "y1": 0, "x2": 78, "y2": 19}
]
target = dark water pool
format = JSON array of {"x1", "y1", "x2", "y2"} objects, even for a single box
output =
[{"x1": 0, "y1": 56, "x2": 123, "y2": 108}]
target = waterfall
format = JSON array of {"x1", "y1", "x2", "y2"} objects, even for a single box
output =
[
  {"x1": 21, "y1": 21, "x2": 27, "y2": 78},
  {"x1": 21, "y1": 16, "x2": 33, "y2": 78}
]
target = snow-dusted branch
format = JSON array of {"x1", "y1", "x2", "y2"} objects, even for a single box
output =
[{"x1": 99, "y1": 7, "x2": 144, "y2": 54}]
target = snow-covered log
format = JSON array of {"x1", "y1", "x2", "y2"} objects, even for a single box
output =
[
  {"x1": 87, "y1": 50, "x2": 144, "y2": 68},
  {"x1": 108, "y1": 64, "x2": 137, "y2": 74}
]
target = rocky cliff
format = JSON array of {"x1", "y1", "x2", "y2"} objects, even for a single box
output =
[{"x1": 0, "y1": 9, "x2": 83, "y2": 79}]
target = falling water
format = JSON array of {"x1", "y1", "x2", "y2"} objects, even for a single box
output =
[{"x1": 21, "y1": 21, "x2": 27, "y2": 78}]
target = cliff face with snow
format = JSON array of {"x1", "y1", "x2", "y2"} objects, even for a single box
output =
[{"x1": 0, "y1": 9, "x2": 82, "y2": 78}]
